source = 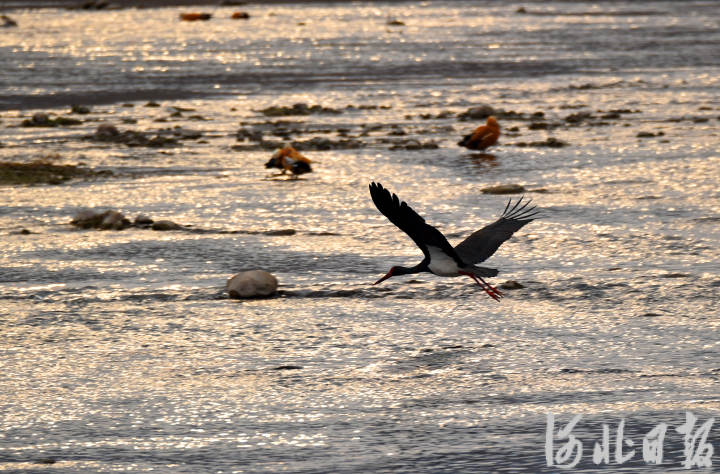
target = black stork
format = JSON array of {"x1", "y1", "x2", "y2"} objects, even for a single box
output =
[{"x1": 369, "y1": 182, "x2": 538, "y2": 300}]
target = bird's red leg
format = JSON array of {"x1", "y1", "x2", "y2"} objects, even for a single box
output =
[
  {"x1": 478, "y1": 276, "x2": 503, "y2": 299},
  {"x1": 460, "y1": 271, "x2": 502, "y2": 301}
]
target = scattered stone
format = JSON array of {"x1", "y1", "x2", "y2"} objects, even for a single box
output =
[
  {"x1": 528, "y1": 122, "x2": 550, "y2": 130},
  {"x1": 257, "y1": 103, "x2": 342, "y2": 117},
  {"x1": 516, "y1": 6, "x2": 527, "y2": 13},
  {"x1": 234, "y1": 136, "x2": 365, "y2": 152},
  {"x1": 513, "y1": 137, "x2": 568, "y2": 148},
  {"x1": 600, "y1": 112, "x2": 621, "y2": 119},
  {"x1": 88, "y1": 125, "x2": 179, "y2": 147},
  {"x1": 1, "y1": 14, "x2": 18, "y2": 27},
  {"x1": 10, "y1": 228, "x2": 33, "y2": 235},
  {"x1": 271, "y1": 365, "x2": 302, "y2": 370},
  {"x1": 388, "y1": 139, "x2": 439, "y2": 150},
  {"x1": 95, "y1": 123, "x2": 120, "y2": 139},
  {"x1": 144, "y1": 101, "x2": 161, "y2": 107},
  {"x1": 564, "y1": 111, "x2": 594, "y2": 123},
  {"x1": 70, "y1": 104, "x2": 91, "y2": 114},
  {"x1": 21, "y1": 113, "x2": 82, "y2": 127},
  {"x1": 500, "y1": 280, "x2": 525, "y2": 290},
  {"x1": 34, "y1": 458, "x2": 56, "y2": 465},
  {"x1": 660, "y1": 272, "x2": 689, "y2": 278},
  {"x1": 355, "y1": 104, "x2": 391, "y2": 110},
  {"x1": 458, "y1": 106, "x2": 537, "y2": 122},
  {"x1": 102, "y1": 210, "x2": 130, "y2": 230},
  {"x1": 264, "y1": 229, "x2": 296, "y2": 236},
  {"x1": 387, "y1": 19, "x2": 405, "y2": 26},
  {"x1": 133, "y1": 214, "x2": 154, "y2": 227},
  {"x1": 637, "y1": 131, "x2": 664, "y2": 138},
  {"x1": 0, "y1": 159, "x2": 112, "y2": 185},
  {"x1": 457, "y1": 105, "x2": 496, "y2": 120},
  {"x1": 360, "y1": 124, "x2": 383, "y2": 135},
  {"x1": 71, "y1": 209, "x2": 131, "y2": 230},
  {"x1": 481, "y1": 184, "x2": 526, "y2": 195},
  {"x1": 226, "y1": 270, "x2": 278, "y2": 299},
  {"x1": 297, "y1": 136, "x2": 364, "y2": 150},
  {"x1": 172, "y1": 127, "x2": 202, "y2": 139},
  {"x1": 236, "y1": 127, "x2": 264, "y2": 142},
  {"x1": 151, "y1": 220, "x2": 183, "y2": 231}
]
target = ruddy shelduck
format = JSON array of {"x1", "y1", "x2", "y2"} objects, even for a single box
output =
[
  {"x1": 265, "y1": 145, "x2": 313, "y2": 178},
  {"x1": 458, "y1": 116, "x2": 500, "y2": 150}
]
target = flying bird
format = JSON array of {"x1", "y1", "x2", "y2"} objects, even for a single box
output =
[
  {"x1": 369, "y1": 182, "x2": 538, "y2": 300},
  {"x1": 458, "y1": 116, "x2": 500, "y2": 150},
  {"x1": 265, "y1": 145, "x2": 312, "y2": 178}
]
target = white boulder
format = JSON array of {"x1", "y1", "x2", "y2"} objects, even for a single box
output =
[{"x1": 226, "y1": 270, "x2": 278, "y2": 299}]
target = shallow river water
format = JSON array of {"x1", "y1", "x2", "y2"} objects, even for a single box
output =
[{"x1": 1, "y1": 1, "x2": 719, "y2": 472}]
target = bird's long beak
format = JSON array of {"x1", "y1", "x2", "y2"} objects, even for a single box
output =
[{"x1": 374, "y1": 271, "x2": 393, "y2": 285}]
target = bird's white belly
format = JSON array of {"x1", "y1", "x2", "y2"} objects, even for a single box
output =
[{"x1": 427, "y1": 246, "x2": 461, "y2": 276}]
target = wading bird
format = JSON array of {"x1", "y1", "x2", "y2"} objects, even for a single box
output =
[
  {"x1": 458, "y1": 116, "x2": 500, "y2": 151},
  {"x1": 265, "y1": 145, "x2": 313, "y2": 178},
  {"x1": 369, "y1": 182, "x2": 538, "y2": 300}
]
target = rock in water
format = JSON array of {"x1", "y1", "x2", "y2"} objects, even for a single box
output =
[
  {"x1": 151, "y1": 220, "x2": 183, "y2": 231},
  {"x1": 94, "y1": 124, "x2": 119, "y2": 139},
  {"x1": 71, "y1": 209, "x2": 130, "y2": 230},
  {"x1": 481, "y1": 184, "x2": 526, "y2": 194},
  {"x1": 458, "y1": 105, "x2": 496, "y2": 120},
  {"x1": 101, "y1": 210, "x2": 129, "y2": 230},
  {"x1": 500, "y1": 280, "x2": 525, "y2": 290},
  {"x1": 133, "y1": 214, "x2": 154, "y2": 227},
  {"x1": 227, "y1": 270, "x2": 278, "y2": 299}
]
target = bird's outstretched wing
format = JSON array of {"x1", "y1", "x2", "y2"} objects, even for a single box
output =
[
  {"x1": 454, "y1": 197, "x2": 538, "y2": 264},
  {"x1": 369, "y1": 182, "x2": 462, "y2": 264}
]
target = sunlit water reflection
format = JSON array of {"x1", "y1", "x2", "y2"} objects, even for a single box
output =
[{"x1": 1, "y1": 1, "x2": 719, "y2": 472}]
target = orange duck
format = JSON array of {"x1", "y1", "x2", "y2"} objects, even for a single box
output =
[
  {"x1": 458, "y1": 116, "x2": 500, "y2": 150},
  {"x1": 265, "y1": 145, "x2": 313, "y2": 178}
]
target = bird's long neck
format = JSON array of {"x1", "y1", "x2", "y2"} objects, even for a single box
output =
[{"x1": 394, "y1": 262, "x2": 427, "y2": 276}]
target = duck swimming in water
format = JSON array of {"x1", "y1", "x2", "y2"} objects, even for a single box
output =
[
  {"x1": 458, "y1": 116, "x2": 500, "y2": 151},
  {"x1": 265, "y1": 145, "x2": 313, "y2": 178}
]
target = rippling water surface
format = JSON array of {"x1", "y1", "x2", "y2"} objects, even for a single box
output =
[{"x1": 1, "y1": 1, "x2": 719, "y2": 472}]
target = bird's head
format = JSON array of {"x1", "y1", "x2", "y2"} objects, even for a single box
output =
[
  {"x1": 265, "y1": 156, "x2": 279, "y2": 168},
  {"x1": 486, "y1": 116, "x2": 499, "y2": 129},
  {"x1": 374, "y1": 266, "x2": 413, "y2": 285}
]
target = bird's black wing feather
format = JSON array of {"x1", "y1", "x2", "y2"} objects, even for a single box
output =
[
  {"x1": 369, "y1": 182, "x2": 463, "y2": 264},
  {"x1": 454, "y1": 196, "x2": 538, "y2": 264}
]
